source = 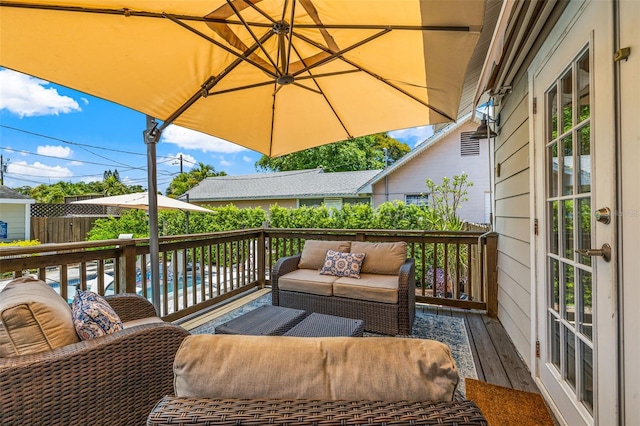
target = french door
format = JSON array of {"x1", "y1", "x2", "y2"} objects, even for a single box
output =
[{"x1": 532, "y1": 1, "x2": 617, "y2": 425}]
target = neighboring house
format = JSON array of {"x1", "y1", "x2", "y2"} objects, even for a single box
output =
[
  {"x1": 368, "y1": 112, "x2": 490, "y2": 224},
  {"x1": 0, "y1": 186, "x2": 35, "y2": 242},
  {"x1": 476, "y1": 1, "x2": 638, "y2": 424},
  {"x1": 185, "y1": 169, "x2": 380, "y2": 210}
]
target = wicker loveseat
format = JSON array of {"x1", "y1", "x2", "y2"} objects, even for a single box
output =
[
  {"x1": 148, "y1": 334, "x2": 488, "y2": 425},
  {"x1": 0, "y1": 276, "x2": 190, "y2": 426},
  {"x1": 272, "y1": 240, "x2": 415, "y2": 335}
]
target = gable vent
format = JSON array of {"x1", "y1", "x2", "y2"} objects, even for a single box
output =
[{"x1": 460, "y1": 131, "x2": 480, "y2": 156}]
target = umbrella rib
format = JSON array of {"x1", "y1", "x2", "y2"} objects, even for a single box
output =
[
  {"x1": 225, "y1": 0, "x2": 280, "y2": 73},
  {"x1": 285, "y1": 0, "x2": 297, "y2": 75},
  {"x1": 164, "y1": 14, "x2": 277, "y2": 78},
  {"x1": 291, "y1": 28, "x2": 391, "y2": 78},
  {"x1": 0, "y1": 3, "x2": 475, "y2": 32},
  {"x1": 159, "y1": 30, "x2": 276, "y2": 130},
  {"x1": 288, "y1": 43, "x2": 353, "y2": 139},
  {"x1": 292, "y1": 30, "x2": 456, "y2": 121},
  {"x1": 206, "y1": 70, "x2": 360, "y2": 97}
]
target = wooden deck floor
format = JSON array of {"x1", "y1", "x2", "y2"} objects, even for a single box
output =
[
  {"x1": 182, "y1": 289, "x2": 540, "y2": 394},
  {"x1": 420, "y1": 303, "x2": 539, "y2": 393}
]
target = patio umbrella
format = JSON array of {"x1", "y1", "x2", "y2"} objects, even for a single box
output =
[
  {"x1": 71, "y1": 192, "x2": 213, "y2": 213},
  {"x1": 0, "y1": 0, "x2": 487, "y2": 310}
]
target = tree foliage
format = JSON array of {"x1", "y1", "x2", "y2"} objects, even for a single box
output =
[
  {"x1": 15, "y1": 170, "x2": 144, "y2": 203},
  {"x1": 165, "y1": 162, "x2": 227, "y2": 198},
  {"x1": 255, "y1": 133, "x2": 410, "y2": 172}
]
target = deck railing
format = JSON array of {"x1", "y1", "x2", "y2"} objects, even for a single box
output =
[{"x1": 0, "y1": 228, "x2": 498, "y2": 320}]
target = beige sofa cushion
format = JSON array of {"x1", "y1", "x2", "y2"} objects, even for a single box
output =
[
  {"x1": 298, "y1": 240, "x2": 351, "y2": 270},
  {"x1": 333, "y1": 274, "x2": 399, "y2": 304},
  {"x1": 175, "y1": 335, "x2": 458, "y2": 401},
  {"x1": 351, "y1": 241, "x2": 407, "y2": 275},
  {"x1": 278, "y1": 269, "x2": 337, "y2": 296},
  {"x1": 0, "y1": 276, "x2": 80, "y2": 357}
]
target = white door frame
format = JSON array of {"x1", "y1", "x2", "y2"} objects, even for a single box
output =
[{"x1": 529, "y1": 1, "x2": 618, "y2": 424}]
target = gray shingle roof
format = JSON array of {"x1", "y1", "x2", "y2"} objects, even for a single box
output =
[
  {"x1": 185, "y1": 169, "x2": 382, "y2": 201},
  {"x1": 0, "y1": 186, "x2": 33, "y2": 200}
]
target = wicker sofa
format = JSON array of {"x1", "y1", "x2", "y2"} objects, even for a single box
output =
[
  {"x1": 272, "y1": 240, "x2": 416, "y2": 335},
  {"x1": 0, "y1": 276, "x2": 190, "y2": 426},
  {"x1": 147, "y1": 334, "x2": 488, "y2": 425}
]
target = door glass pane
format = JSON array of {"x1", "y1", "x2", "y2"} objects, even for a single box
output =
[
  {"x1": 548, "y1": 86, "x2": 558, "y2": 141},
  {"x1": 577, "y1": 197, "x2": 592, "y2": 266},
  {"x1": 564, "y1": 264, "x2": 575, "y2": 323},
  {"x1": 549, "y1": 143, "x2": 559, "y2": 197},
  {"x1": 561, "y1": 70, "x2": 573, "y2": 133},
  {"x1": 563, "y1": 200, "x2": 574, "y2": 259},
  {"x1": 578, "y1": 51, "x2": 590, "y2": 122},
  {"x1": 580, "y1": 270, "x2": 593, "y2": 341},
  {"x1": 562, "y1": 135, "x2": 574, "y2": 195},
  {"x1": 565, "y1": 326, "x2": 576, "y2": 390},
  {"x1": 551, "y1": 313, "x2": 561, "y2": 370},
  {"x1": 581, "y1": 341, "x2": 594, "y2": 414},
  {"x1": 578, "y1": 125, "x2": 591, "y2": 193},
  {"x1": 550, "y1": 258, "x2": 560, "y2": 312},
  {"x1": 550, "y1": 201, "x2": 559, "y2": 255}
]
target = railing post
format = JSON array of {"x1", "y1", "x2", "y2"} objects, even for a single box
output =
[
  {"x1": 484, "y1": 232, "x2": 499, "y2": 317},
  {"x1": 117, "y1": 240, "x2": 138, "y2": 294},
  {"x1": 258, "y1": 223, "x2": 267, "y2": 288}
]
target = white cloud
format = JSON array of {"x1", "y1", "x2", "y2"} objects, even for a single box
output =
[
  {"x1": 242, "y1": 155, "x2": 253, "y2": 163},
  {"x1": 389, "y1": 125, "x2": 434, "y2": 147},
  {"x1": 68, "y1": 161, "x2": 83, "y2": 166},
  {"x1": 161, "y1": 125, "x2": 246, "y2": 154},
  {"x1": 0, "y1": 69, "x2": 82, "y2": 117},
  {"x1": 37, "y1": 145, "x2": 73, "y2": 158},
  {"x1": 8, "y1": 160, "x2": 73, "y2": 179},
  {"x1": 219, "y1": 157, "x2": 232, "y2": 167}
]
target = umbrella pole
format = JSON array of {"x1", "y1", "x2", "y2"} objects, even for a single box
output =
[{"x1": 144, "y1": 116, "x2": 162, "y2": 312}]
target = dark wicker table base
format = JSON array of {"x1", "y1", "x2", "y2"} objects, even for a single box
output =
[
  {"x1": 214, "y1": 305, "x2": 307, "y2": 335},
  {"x1": 284, "y1": 313, "x2": 364, "y2": 337},
  {"x1": 147, "y1": 396, "x2": 488, "y2": 425}
]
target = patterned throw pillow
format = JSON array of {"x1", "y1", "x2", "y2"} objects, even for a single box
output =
[
  {"x1": 319, "y1": 250, "x2": 366, "y2": 279},
  {"x1": 72, "y1": 290, "x2": 124, "y2": 340}
]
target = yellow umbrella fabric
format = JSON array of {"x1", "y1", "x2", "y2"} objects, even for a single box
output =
[{"x1": 0, "y1": 0, "x2": 485, "y2": 157}]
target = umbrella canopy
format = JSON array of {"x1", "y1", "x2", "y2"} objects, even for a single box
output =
[
  {"x1": 0, "y1": 0, "x2": 485, "y2": 157},
  {"x1": 71, "y1": 192, "x2": 213, "y2": 213},
  {"x1": 0, "y1": 0, "x2": 487, "y2": 312}
]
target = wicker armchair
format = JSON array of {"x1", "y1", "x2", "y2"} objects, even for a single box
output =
[{"x1": 0, "y1": 294, "x2": 190, "y2": 426}]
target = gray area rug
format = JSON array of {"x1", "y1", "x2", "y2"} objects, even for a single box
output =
[{"x1": 193, "y1": 292, "x2": 478, "y2": 396}]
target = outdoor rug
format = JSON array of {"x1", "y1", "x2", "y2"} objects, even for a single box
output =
[
  {"x1": 193, "y1": 293, "x2": 478, "y2": 396},
  {"x1": 466, "y1": 378, "x2": 555, "y2": 425}
]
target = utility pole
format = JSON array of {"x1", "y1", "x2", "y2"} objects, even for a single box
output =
[
  {"x1": 0, "y1": 155, "x2": 9, "y2": 186},
  {"x1": 179, "y1": 154, "x2": 183, "y2": 173}
]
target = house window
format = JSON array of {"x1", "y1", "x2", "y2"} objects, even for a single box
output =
[
  {"x1": 299, "y1": 198, "x2": 324, "y2": 207},
  {"x1": 342, "y1": 197, "x2": 370, "y2": 206},
  {"x1": 405, "y1": 194, "x2": 429, "y2": 206},
  {"x1": 460, "y1": 131, "x2": 480, "y2": 156}
]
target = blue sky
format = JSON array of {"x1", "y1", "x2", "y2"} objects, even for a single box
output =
[{"x1": 0, "y1": 68, "x2": 434, "y2": 193}]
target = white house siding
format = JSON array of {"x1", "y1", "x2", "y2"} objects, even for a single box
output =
[
  {"x1": 372, "y1": 120, "x2": 490, "y2": 224},
  {"x1": 0, "y1": 203, "x2": 29, "y2": 241},
  {"x1": 493, "y1": 72, "x2": 533, "y2": 370}
]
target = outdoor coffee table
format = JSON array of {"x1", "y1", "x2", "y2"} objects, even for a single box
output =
[
  {"x1": 214, "y1": 305, "x2": 306, "y2": 335},
  {"x1": 283, "y1": 312, "x2": 365, "y2": 337}
]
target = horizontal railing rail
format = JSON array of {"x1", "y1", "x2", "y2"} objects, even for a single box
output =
[{"x1": 0, "y1": 228, "x2": 498, "y2": 320}]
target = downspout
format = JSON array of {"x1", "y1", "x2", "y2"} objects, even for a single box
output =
[{"x1": 385, "y1": 176, "x2": 389, "y2": 202}]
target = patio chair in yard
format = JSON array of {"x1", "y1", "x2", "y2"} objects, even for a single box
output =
[{"x1": 0, "y1": 276, "x2": 190, "y2": 426}]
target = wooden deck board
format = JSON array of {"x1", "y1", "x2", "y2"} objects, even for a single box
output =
[{"x1": 190, "y1": 294, "x2": 538, "y2": 393}]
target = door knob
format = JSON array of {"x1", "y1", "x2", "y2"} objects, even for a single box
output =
[{"x1": 576, "y1": 243, "x2": 611, "y2": 262}]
